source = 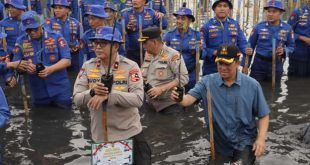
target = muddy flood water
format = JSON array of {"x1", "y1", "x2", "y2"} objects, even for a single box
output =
[{"x1": 1, "y1": 65, "x2": 310, "y2": 165}]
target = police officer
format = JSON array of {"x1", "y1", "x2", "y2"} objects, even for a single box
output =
[
  {"x1": 200, "y1": 0, "x2": 249, "y2": 75},
  {"x1": 73, "y1": 26, "x2": 151, "y2": 164},
  {"x1": 79, "y1": 5, "x2": 108, "y2": 65},
  {"x1": 246, "y1": 0, "x2": 295, "y2": 81},
  {"x1": 23, "y1": 0, "x2": 41, "y2": 14},
  {"x1": 47, "y1": 0, "x2": 79, "y2": 20},
  {"x1": 121, "y1": 0, "x2": 168, "y2": 66},
  {"x1": 139, "y1": 26, "x2": 188, "y2": 113},
  {"x1": 45, "y1": 0, "x2": 81, "y2": 71},
  {"x1": 11, "y1": 11, "x2": 72, "y2": 108},
  {"x1": 104, "y1": 1, "x2": 126, "y2": 55},
  {"x1": 163, "y1": 4, "x2": 200, "y2": 92},
  {"x1": 0, "y1": 0, "x2": 25, "y2": 57},
  {"x1": 171, "y1": 44, "x2": 270, "y2": 164},
  {"x1": 287, "y1": 0, "x2": 310, "y2": 77}
]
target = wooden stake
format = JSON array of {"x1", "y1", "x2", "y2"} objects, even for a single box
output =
[{"x1": 207, "y1": 87, "x2": 215, "y2": 160}]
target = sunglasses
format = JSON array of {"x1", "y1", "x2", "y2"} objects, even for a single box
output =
[{"x1": 91, "y1": 40, "x2": 112, "y2": 48}]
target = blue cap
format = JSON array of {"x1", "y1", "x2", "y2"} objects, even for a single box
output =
[
  {"x1": 0, "y1": 28, "x2": 7, "y2": 38},
  {"x1": 4, "y1": 0, "x2": 26, "y2": 10},
  {"x1": 89, "y1": 26, "x2": 123, "y2": 43},
  {"x1": 104, "y1": 2, "x2": 117, "y2": 11},
  {"x1": 51, "y1": 0, "x2": 71, "y2": 9},
  {"x1": 173, "y1": 7, "x2": 195, "y2": 22},
  {"x1": 264, "y1": 0, "x2": 285, "y2": 11},
  {"x1": 212, "y1": 0, "x2": 233, "y2": 10},
  {"x1": 85, "y1": 5, "x2": 108, "y2": 18},
  {"x1": 21, "y1": 11, "x2": 44, "y2": 31}
]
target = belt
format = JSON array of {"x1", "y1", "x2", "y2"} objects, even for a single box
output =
[{"x1": 255, "y1": 54, "x2": 272, "y2": 62}]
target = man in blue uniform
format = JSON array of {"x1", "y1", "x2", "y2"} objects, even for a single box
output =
[
  {"x1": 287, "y1": 0, "x2": 310, "y2": 77},
  {"x1": 163, "y1": 4, "x2": 200, "y2": 92},
  {"x1": 23, "y1": 0, "x2": 41, "y2": 14},
  {"x1": 79, "y1": 5, "x2": 108, "y2": 65},
  {"x1": 121, "y1": 0, "x2": 167, "y2": 65},
  {"x1": 0, "y1": 0, "x2": 25, "y2": 57},
  {"x1": 45, "y1": 0, "x2": 81, "y2": 71},
  {"x1": 171, "y1": 45, "x2": 270, "y2": 164},
  {"x1": 200, "y1": 0, "x2": 249, "y2": 75},
  {"x1": 47, "y1": 0, "x2": 79, "y2": 20},
  {"x1": 104, "y1": 1, "x2": 126, "y2": 55},
  {"x1": 11, "y1": 11, "x2": 72, "y2": 108},
  {"x1": 246, "y1": 0, "x2": 295, "y2": 81}
]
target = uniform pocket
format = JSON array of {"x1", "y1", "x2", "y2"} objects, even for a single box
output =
[{"x1": 155, "y1": 63, "x2": 168, "y2": 80}]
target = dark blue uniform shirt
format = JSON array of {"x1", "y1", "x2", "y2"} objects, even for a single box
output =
[
  {"x1": 12, "y1": 29, "x2": 71, "y2": 103},
  {"x1": 201, "y1": 17, "x2": 248, "y2": 75}
]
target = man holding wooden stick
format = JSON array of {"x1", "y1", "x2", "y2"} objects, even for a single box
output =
[
  {"x1": 171, "y1": 45, "x2": 270, "y2": 164},
  {"x1": 73, "y1": 26, "x2": 151, "y2": 165},
  {"x1": 163, "y1": 3, "x2": 201, "y2": 92},
  {"x1": 244, "y1": 0, "x2": 295, "y2": 81}
]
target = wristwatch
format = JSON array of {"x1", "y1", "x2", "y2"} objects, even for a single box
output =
[{"x1": 90, "y1": 89, "x2": 96, "y2": 97}]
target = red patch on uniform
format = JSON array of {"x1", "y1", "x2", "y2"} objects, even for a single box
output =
[
  {"x1": 58, "y1": 37, "x2": 67, "y2": 48},
  {"x1": 50, "y1": 54, "x2": 56, "y2": 62},
  {"x1": 129, "y1": 68, "x2": 140, "y2": 82},
  {"x1": 45, "y1": 37, "x2": 55, "y2": 45},
  {"x1": 171, "y1": 54, "x2": 180, "y2": 62}
]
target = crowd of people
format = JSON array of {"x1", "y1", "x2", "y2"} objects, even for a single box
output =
[{"x1": 0, "y1": 0, "x2": 310, "y2": 164}]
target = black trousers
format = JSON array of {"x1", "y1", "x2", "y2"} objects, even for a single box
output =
[
  {"x1": 133, "y1": 131, "x2": 151, "y2": 165},
  {"x1": 209, "y1": 145, "x2": 256, "y2": 165}
]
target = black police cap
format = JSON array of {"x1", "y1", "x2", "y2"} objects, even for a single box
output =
[{"x1": 138, "y1": 26, "x2": 161, "y2": 42}]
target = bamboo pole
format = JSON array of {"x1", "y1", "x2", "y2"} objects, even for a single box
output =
[{"x1": 207, "y1": 86, "x2": 215, "y2": 160}]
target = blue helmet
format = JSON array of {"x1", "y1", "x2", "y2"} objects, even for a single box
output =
[
  {"x1": 21, "y1": 11, "x2": 44, "y2": 31},
  {"x1": 104, "y1": 2, "x2": 117, "y2": 11},
  {"x1": 84, "y1": 5, "x2": 109, "y2": 18},
  {"x1": 89, "y1": 26, "x2": 123, "y2": 43},
  {"x1": 51, "y1": 0, "x2": 71, "y2": 9},
  {"x1": 4, "y1": 0, "x2": 26, "y2": 10},
  {"x1": 264, "y1": 0, "x2": 285, "y2": 12},
  {"x1": 173, "y1": 3, "x2": 195, "y2": 22}
]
